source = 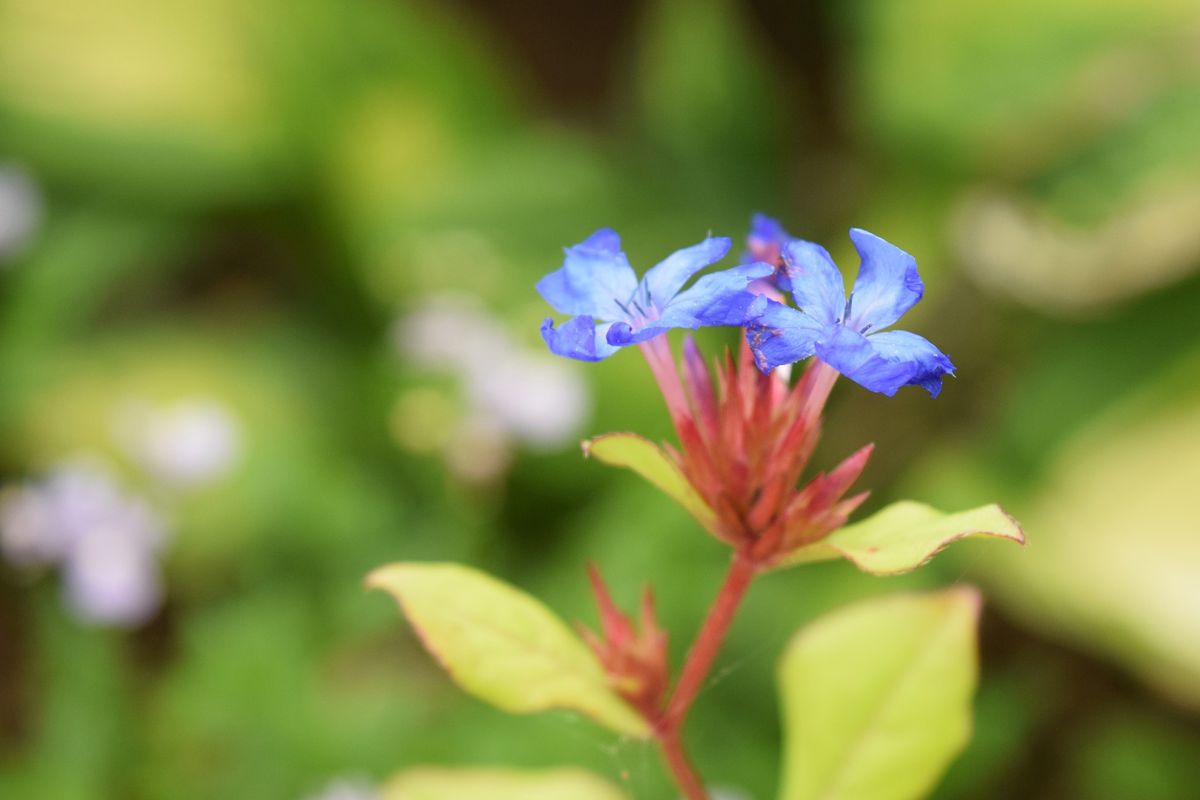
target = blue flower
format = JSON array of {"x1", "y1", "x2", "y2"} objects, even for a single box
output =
[
  {"x1": 538, "y1": 229, "x2": 772, "y2": 361},
  {"x1": 746, "y1": 228, "x2": 955, "y2": 397},
  {"x1": 742, "y1": 213, "x2": 795, "y2": 292}
]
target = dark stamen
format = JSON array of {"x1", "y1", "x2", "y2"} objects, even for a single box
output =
[{"x1": 613, "y1": 298, "x2": 636, "y2": 319}]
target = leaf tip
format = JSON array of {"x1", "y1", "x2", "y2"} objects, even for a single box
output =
[
  {"x1": 364, "y1": 562, "x2": 402, "y2": 592},
  {"x1": 992, "y1": 504, "x2": 1026, "y2": 546},
  {"x1": 944, "y1": 583, "x2": 984, "y2": 618}
]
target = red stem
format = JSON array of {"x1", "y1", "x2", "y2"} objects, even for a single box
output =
[
  {"x1": 664, "y1": 551, "x2": 757, "y2": 728},
  {"x1": 638, "y1": 350, "x2": 835, "y2": 798},
  {"x1": 658, "y1": 729, "x2": 709, "y2": 800},
  {"x1": 651, "y1": 551, "x2": 758, "y2": 799}
]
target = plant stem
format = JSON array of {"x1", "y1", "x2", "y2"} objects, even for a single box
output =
[
  {"x1": 654, "y1": 551, "x2": 758, "y2": 799},
  {"x1": 658, "y1": 728, "x2": 709, "y2": 800},
  {"x1": 665, "y1": 551, "x2": 757, "y2": 728}
]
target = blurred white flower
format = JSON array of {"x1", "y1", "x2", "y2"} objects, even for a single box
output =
[
  {"x1": 710, "y1": 787, "x2": 754, "y2": 800},
  {"x1": 0, "y1": 457, "x2": 168, "y2": 627},
  {"x1": 0, "y1": 485, "x2": 62, "y2": 566},
  {"x1": 397, "y1": 299, "x2": 495, "y2": 374},
  {"x1": 468, "y1": 351, "x2": 589, "y2": 448},
  {"x1": 0, "y1": 163, "x2": 42, "y2": 262},
  {"x1": 2, "y1": 459, "x2": 129, "y2": 565},
  {"x1": 63, "y1": 519, "x2": 163, "y2": 626},
  {"x1": 396, "y1": 296, "x2": 590, "y2": 481},
  {"x1": 302, "y1": 777, "x2": 378, "y2": 800},
  {"x1": 114, "y1": 397, "x2": 242, "y2": 486}
]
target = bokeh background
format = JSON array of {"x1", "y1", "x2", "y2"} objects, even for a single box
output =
[{"x1": 1, "y1": 0, "x2": 1198, "y2": 798}]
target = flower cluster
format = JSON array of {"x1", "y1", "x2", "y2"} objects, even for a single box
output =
[
  {"x1": 538, "y1": 215, "x2": 955, "y2": 563},
  {"x1": 539, "y1": 215, "x2": 954, "y2": 398}
]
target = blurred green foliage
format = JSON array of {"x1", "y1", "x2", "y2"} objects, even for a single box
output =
[{"x1": 0, "y1": 0, "x2": 1198, "y2": 798}]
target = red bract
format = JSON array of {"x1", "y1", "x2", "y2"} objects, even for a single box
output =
[
  {"x1": 578, "y1": 564, "x2": 670, "y2": 724},
  {"x1": 639, "y1": 334, "x2": 871, "y2": 566}
]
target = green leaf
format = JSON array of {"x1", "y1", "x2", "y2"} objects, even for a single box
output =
[
  {"x1": 945, "y1": 379, "x2": 1200, "y2": 708},
  {"x1": 584, "y1": 432, "x2": 717, "y2": 534},
  {"x1": 777, "y1": 586, "x2": 983, "y2": 800},
  {"x1": 366, "y1": 562, "x2": 649, "y2": 738},
  {"x1": 782, "y1": 501, "x2": 1024, "y2": 575},
  {"x1": 381, "y1": 766, "x2": 628, "y2": 800}
]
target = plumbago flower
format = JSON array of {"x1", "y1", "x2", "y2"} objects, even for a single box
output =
[
  {"x1": 367, "y1": 217, "x2": 1023, "y2": 800},
  {"x1": 741, "y1": 212, "x2": 795, "y2": 293},
  {"x1": 538, "y1": 229, "x2": 771, "y2": 361},
  {"x1": 746, "y1": 221, "x2": 955, "y2": 397}
]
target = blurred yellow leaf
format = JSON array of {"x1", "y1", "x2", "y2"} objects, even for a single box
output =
[
  {"x1": 584, "y1": 432, "x2": 718, "y2": 535},
  {"x1": 366, "y1": 562, "x2": 649, "y2": 738},
  {"x1": 783, "y1": 501, "x2": 1024, "y2": 575},
  {"x1": 778, "y1": 587, "x2": 982, "y2": 800},
  {"x1": 967, "y1": 396, "x2": 1200, "y2": 708},
  {"x1": 381, "y1": 766, "x2": 627, "y2": 800}
]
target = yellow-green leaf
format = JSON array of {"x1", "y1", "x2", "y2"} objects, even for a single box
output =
[
  {"x1": 946, "y1": 387, "x2": 1200, "y2": 708},
  {"x1": 583, "y1": 432, "x2": 717, "y2": 534},
  {"x1": 783, "y1": 501, "x2": 1024, "y2": 575},
  {"x1": 381, "y1": 766, "x2": 628, "y2": 800},
  {"x1": 366, "y1": 562, "x2": 649, "y2": 738},
  {"x1": 778, "y1": 586, "x2": 982, "y2": 800}
]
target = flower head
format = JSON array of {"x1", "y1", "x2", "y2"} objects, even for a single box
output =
[
  {"x1": 538, "y1": 229, "x2": 771, "y2": 361},
  {"x1": 747, "y1": 228, "x2": 955, "y2": 397}
]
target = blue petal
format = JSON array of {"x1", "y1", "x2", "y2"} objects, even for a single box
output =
[
  {"x1": 748, "y1": 213, "x2": 788, "y2": 246},
  {"x1": 535, "y1": 228, "x2": 639, "y2": 320},
  {"x1": 743, "y1": 213, "x2": 794, "y2": 291},
  {"x1": 604, "y1": 320, "x2": 660, "y2": 347},
  {"x1": 641, "y1": 236, "x2": 732, "y2": 309},
  {"x1": 864, "y1": 330, "x2": 954, "y2": 396},
  {"x1": 814, "y1": 325, "x2": 954, "y2": 397},
  {"x1": 541, "y1": 316, "x2": 622, "y2": 362},
  {"x1": 606, "y1": 263, "x2": 773, "y2": 347},
  {"x1": 845, "y1": 228, "x2": 924, "y2": 333},
  {"x1": 744, "y1": 299, "x2": 826, "y2": 373},
  {"x1": 658, "y1": 262, "x2": 774, "y2": 327},
  {"x1": 781, "y1": 239, "x2": 845, "y2": 327}
]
